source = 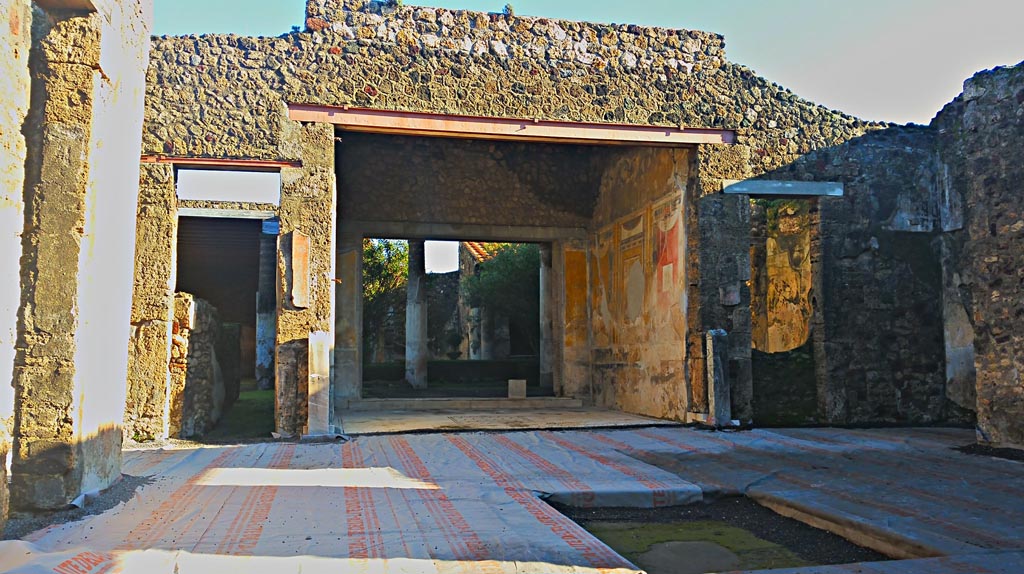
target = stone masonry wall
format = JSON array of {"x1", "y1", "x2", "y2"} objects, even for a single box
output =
[
  {"x1": 141, "y1": 1, "x2": 890, "y2": 427},
  {"x1": 170, "y1": 293, "x2": 229, "y2": 438},
  {"x1": 277, "y1": 123, "x2": 336, "y2": 436},
  {"x1": 589, "y1": 147, "x2": 691, "y2": 421},
  {"x1": 934, "y1": 62, "x2": 1024, "y2": 448},
  {"x1": 125, "y1": 163, "x2": 177, "y2": 441},
  {"x1": 767, "y1": 127, "x2": 955, "y2": 424},
  {"x1": 11, "y1": 0, "x2": 152, "y2": 511},
  {"x1": 144, "y1": 1, "x2": 881, "y2": 167},
  {"x1": 0, "y1": 0, "x2": 33, "y2": 531}
]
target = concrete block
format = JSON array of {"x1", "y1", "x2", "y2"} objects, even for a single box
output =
[{"x1": 508, "y1": 379, "x2": 527, "y2": 400}]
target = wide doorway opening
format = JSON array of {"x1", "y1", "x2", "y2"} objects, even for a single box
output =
[{"x1": 360, "y1": 238, "x2": 548, "y2": 399}]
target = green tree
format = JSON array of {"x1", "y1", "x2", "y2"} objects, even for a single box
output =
[
  {"x1": 462, "y1": 243, "x2": 540, "y2": 353},
  {"x1": 362, "y1": 239, "x2": 408, "y2": 359}
]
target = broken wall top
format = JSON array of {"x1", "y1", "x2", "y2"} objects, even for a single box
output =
[{"x1": 145, "y1": 0, "x2": 883, "y2": 174}]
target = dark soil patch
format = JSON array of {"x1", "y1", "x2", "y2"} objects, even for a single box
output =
[
  {"x1": 553, "y1": 497, "x2": 887, "y2": 570},
  {"x1": 957, "y1": 443, "x2": 1024, "y2": 463},
  {"x1": 3, "y1": 474, "x2": 153, "y2": 541},
  {"x1": 201, "y1": 387, "x2": 276, "y2": 442}
]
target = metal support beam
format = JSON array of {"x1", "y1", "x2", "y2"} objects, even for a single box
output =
[{"x1": 723, "y1": 180, "x2": 844, "y2": 197}]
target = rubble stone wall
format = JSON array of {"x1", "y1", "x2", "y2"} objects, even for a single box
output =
[
  {"x1": 144, "y1": 1, "x2": 880, "y2": 166},
  {"x1": 170, "y1": 293, "x2": 230, "y2": 438},
  {"x1": 935, "y1": 63, "x2": 1024, "y2": 448},
  {"x1": 766, "y1": 128, "x2": 954, "y2": 424}
]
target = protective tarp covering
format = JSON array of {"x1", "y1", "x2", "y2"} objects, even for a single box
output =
[{"x1": 2, "y1": 427, "x2": 1024, "y2": 574}]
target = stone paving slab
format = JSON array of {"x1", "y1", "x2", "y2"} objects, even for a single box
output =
[
  {"x1": 339, "y1": 406, "x2": 679, "y2": 434},
  {"x1": 2, "y1": 426, "x2": 1023, "y2": 574}
]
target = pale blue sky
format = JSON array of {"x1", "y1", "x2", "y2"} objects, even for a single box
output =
[{"x1": 158, "y1": 0, "x2": 1024, "y2": 272}]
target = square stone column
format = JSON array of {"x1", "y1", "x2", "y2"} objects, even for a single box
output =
[
  {"x1": 334, "y1": 232, "x2": 363, "y2": 415},
  {"x1": 124, "y1": 163, "x2": 177, "y2": 442},
  {"x1": 405, "y1": 240, "x2": 428, "y2": 389},
  {"x1": 539, "y1": 243, "x2": 555, "y2": 392},
  {"x1": 11, "y1": 2, "x2": 153, "y2": 511},
  {"x1": 276, "y1": 123, "x2": 336, "y2": 437}
]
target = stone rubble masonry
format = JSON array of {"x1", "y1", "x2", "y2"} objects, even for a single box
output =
[
  {"x1": 0, "y1": 0, "x2": 33, "y2": 532},
  {"x1": 143, "y1": 0, "x2": 882, "y2": 169},
  {"x1": 125, "y1": 163, "x2": 177, "y2": 442},
  {"x1": 696, "y1": 193, "x2": 754, "y2": 421},
  {"x1": 11, "y1": 0, "x2": 152, "y2": 512},
  {"x1": 276, "y1": 123, "x2": 337, "y2": 436},
  {"x1": 170, "y1": 293, "x2": 230, "y2": 438},
  {"x1": 766, "y1": 127, "x2": 953, "y2": 425},
  {"x1": 934, "y1": 62, "x2": 1024, "y2": 448}
]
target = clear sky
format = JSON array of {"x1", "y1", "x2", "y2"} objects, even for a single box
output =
[{"x1": 156, "y1": 0, "x2": 1024, "y2": 271}]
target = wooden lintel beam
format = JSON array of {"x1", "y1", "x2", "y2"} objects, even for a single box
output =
[
  {"x1": 141, "y1": 156, "x2": 301, "y2": 171},
  {"x1": 288, "y1": 104, "x2": 735, "y2": 147}
]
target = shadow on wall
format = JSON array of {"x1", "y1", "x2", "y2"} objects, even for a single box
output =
[
  {"x1": 734, "y1": 126, "x2": 975, "y2": 427},
  {"x1": 10, "y1": 425, "x2": 124, "y2": 513}
]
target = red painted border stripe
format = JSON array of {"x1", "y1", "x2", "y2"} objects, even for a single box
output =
[
  {"x1": 492, "y1": 435, "x2": 597, "y2": 508},
  {"x1": 540, "y1": 431, "x2": 676, "y2": 507},
  {"x1": 389, "y1": 436, "x2": 504, "y2": 573},
  {"x1": 447, "y1": 434, "x2": 634, "y2": 572}
]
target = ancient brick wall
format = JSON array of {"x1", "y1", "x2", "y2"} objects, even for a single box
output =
[
  {"x1": 934, "y1": 62, "x2": 1024, "y2": 448},
  {"x1": 170, "y1": 293, "x2": 231, "y2": 438},
  {"x1": 589, "y1": 147, "x2": 691, "y2": 420},
  {"x1": 0, "y1": 0, "x2": 33, "y2": 532}
]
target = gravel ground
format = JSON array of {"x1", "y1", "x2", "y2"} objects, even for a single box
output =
[
  {"x1": 553, "y1": 497, "x2": 889, "y2": 567},
  {"x1": 3, "y1": 474, "x2": 153, "y2": 541}
]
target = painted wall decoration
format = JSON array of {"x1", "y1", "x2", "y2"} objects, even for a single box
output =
[{"x1": 619, "y1": 213, "x2": 646, "y2": 324}]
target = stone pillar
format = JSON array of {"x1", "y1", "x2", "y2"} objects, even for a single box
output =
[
  {"x1": 124, "y1": 163, "x2": 177, "y2": 442},
  {"x1": 405, "y1": 240, "x2": 428, "y2": 389},
  {"x1": 539, "y1": 243, "x2": 555, "y2": 392},
  {"x1": 480, "y1": 307, "x2": 494, "y2": 360},
  {"x1": 334, "y1": 232, "x2": 363, "y2": 412},
  {"x1": 11, "y1": 2, "x2": 153, "y2": 511},
  {"x1": 0, "y1": 0, "x2": 33, "y2": 530},
  {"x1": 556, "y1": 240, "x2": 591, "y2": 400},
  {"x1": 276, "y1": 123, "x2": 336, "y2": 437},
  {"x1": 468, "y1": 308, "x2": 482, "y2": 360},
  {"x1": 256, "y1": 222, "x2": 278, "y2": 391}
]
